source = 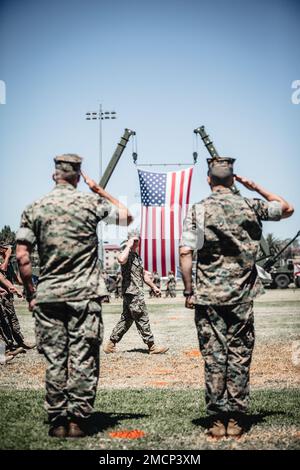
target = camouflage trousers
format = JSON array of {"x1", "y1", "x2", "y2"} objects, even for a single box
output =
[
  {"x1": 0, "y1": 294, "x2": 24, "y2": 348},
  {"x1": 34, "y1": 299, "x2": 103, "y2": 424},
  {"x1": 110, "y1": 293, "x2": 154, "y2": 345},
  {"x1": 0, "y1": 300, "x2": 10, "y2": 347},
  {"x1": 165, "y1": 288, "x2": 176, "y2": 298},
  {"x1": 195, "y1": 302, "x2": 255, "y2": 415}
]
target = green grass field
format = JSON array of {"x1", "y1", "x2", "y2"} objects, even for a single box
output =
[
  {"x1": 0, "y1": 389, "x2": 299, "y2": 450},
  {"x1": 0, "y1": 289, "x2": 299, "y2": 450}
]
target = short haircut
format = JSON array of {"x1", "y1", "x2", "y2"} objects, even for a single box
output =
[{"x1": 209, "y1": 174, "x2": 234, "y2": 188}]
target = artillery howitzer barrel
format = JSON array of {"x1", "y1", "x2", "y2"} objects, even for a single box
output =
[
  {"x1": 194, "y1": 125, "x2": 220, "y2": 159},
  {"x1": 99, "y1": 128, "x2": 135, "y2": 189},
  {"x1": 262, "y1": 230, "x2": 300, "y2": 271}
]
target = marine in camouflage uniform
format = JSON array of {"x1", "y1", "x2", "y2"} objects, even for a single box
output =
[
  {"x1": 16, "y1": 154, "x2": 130, "y2": 438},
  {"x1": 149, "y1": 271, "x2": 161, "y2": 298},
  {"x1": 180, "y1": 157, "x2": 293, "y2": 437},
  {"x1": 0, "y1": 290, "x2": 14, "y2": 364},
  {"x1": 165, "y1": 271, "x2": 176, "y2": 298},
  {"x1": 0, "y1": 246, "x2": 30, "y2": 350},
  {"x1": 0, "y1": 281, "x2": 15, "y2": 354},
  {"x1": 104, "y1": 236, "x2": 168, "y2": 355}
]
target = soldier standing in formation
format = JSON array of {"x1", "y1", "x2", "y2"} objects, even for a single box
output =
[
  {"x1": 104, "y1": 234, "x2": 169, "y2": 355},
  {"x1": 165, "y1": 271, "x2": 176, "y2": 297},
  {"x1": 16, "y1": 154, "x2": 133, "y2": 438},
  {"x1": 149, "y1": 271, "x2": 161, "y2": 298},
  {"x1": 0, "y1": 272, "x2": 24, "y2": 362},
  {"x1": 179, "y1": 157, "x2": 293, "y2": 438},
  {"x1": 0, "y1": 244, "x2": 34, "y2": 354}
]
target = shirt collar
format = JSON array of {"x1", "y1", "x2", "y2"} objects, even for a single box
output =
[
  {"x1": 53, "y1": 183, "x2": 76, "y2": 191},
  {"x1": 211, "y1": 187, "x2": 232, "y2": 195}
]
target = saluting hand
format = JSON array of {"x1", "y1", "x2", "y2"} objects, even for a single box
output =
[
  {"x1": 235, "y1": 175, "x2": 257, "y2": 191},
  {"x1": 81, "y1": 171, "x2": 100, "y2": 193}
]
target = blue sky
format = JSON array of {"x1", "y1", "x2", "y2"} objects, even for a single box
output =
[{"x1": 0, "y1": 0, "x2": 299, "y2": 242}]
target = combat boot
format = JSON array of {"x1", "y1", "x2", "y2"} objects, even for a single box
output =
[
  {"x1": 9, "y1": 347, "x2": 26, "y2": 356},
  {"x1": 227, "y1": 417, "x2": 244, "y2": 437},
  {"x1": 1, "y1": 354, "x2": 14, "y2": 364},
  {"x1": 103, "y1": 340, "x2": 116, "y2": 354},
  {"x1": 207, "y1": 419, "x2": 226, "y2": 438},
  {"x1": 148, "y1": 344, "x2": 169, "y2": 355},
  {"x1": 68, "y1": 421, "x2": 87, "y2": 438},
  {"x1": 5, "y1": 354, "x2": 14, "y2": 363},
  {"x1": 49, "y1": 418, "x2": 68, "y2": 438}
]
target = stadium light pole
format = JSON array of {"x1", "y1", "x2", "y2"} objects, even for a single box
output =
[
  {"x1": 85, "y1": 105, "x2": 117, "y2": 180},
  {"x1": 85, "y1": 105, "x2": 117, "y2": 267}
]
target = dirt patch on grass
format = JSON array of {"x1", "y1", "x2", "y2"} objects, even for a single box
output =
[
  {"x1": 1, "y1": 341, "x2": 298, "y2": 391},
  {"x1": 1, "y1": 292, "x2": 299, "y2": 391}
]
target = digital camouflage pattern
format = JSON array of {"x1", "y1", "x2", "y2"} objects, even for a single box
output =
[
  {"x1": 181, "y1": 189, "x2": 282, "y2": 305},
  {"x1": 16, "y1": 183, "x2": 116, "y2": 304},
  {"x1": 16, "y1": 178, "x2": 118, "y2": 423},
  {"x1": 165, "y1": 273, "x2": 176, "y2": 297},
  {"x1": 149, "y1": 272, "x2": 161, "y2": 297},
  {"x1": 121, "y1": 250, "x2": 144, "y2": 296},
  {"x1": 0, "y1": 297, "x2": 15, "y2": 349},
  {"x1": 34, "y1": 299, "x2": 103, "y2": 423},
  {"x1": 1, "y1": 294, "x2": 24, "y2": 345},
  {"x1": 181, "y1": 187, "x2": 282, "y2": 416},
  {"x1": 195, "y1": 302, "x2": 255, "y2": 415},
  {"x1": 110, "y1": 292, "x2": 154, "y2": 345},
  {"x1": 153, "y1": 273, "x2": 161, "y2": 288},
  {"x1": 110, "y1": 250, "x2": 155, "y2": 345},
  {"x1": 114, "y1": 272, "x2": 123, "y2": 298}
]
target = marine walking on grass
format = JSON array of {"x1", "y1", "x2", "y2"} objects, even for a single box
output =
[
  {"x1": 104, "y1": 233, "x2": 169, "y2": 355},
  {"x1": 179, "y1": 156, "x2": 294, "y2": 438},
  {"x1": 0, "y1": 245, "x2": 34, "y2": 358},
  {"x1": 16, "y1": 153, "x2": 133, "y2": 438}
]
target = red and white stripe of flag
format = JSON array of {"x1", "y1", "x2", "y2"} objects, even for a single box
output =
[{"x1": 140, "y1": 167, "x2": 193, "y2": 276}]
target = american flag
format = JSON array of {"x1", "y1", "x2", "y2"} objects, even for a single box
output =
[{"x1": 138, "y1": 167, "x2": 194, "y2": 276}]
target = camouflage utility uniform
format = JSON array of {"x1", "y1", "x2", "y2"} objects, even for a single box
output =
[
  {"x1": 165, "y1": 273, "x2": 176, "y2": 298},
  {"x1": 150, "y1": 272, "x2": 161, "y2": 298},
  {"x1": 16, "y1": 173, "x2": 116, "y2": 425},
  {"x1": 115, "y1": 272, "x2": 123, "y2": 299},
  {"x1": 0, "y1": 263, "x2": 24, "y2": 347},
  {"x1": 110, "y1": 251, "x2": 154, "y2": 345},
  {"x1": 0, "y1": 290, "x2": 14, "y2": 349},
  {"x1": 181, "y1": 188, "x2": 282, "y2": 415}
]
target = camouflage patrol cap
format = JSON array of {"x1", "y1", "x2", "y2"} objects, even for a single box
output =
[
  {"x1": 207, "y1": 157, "x2": 235, "y2": 179},
  {"x1": 54, "y1": 154, "x2": 82, "y2": 175},
  {"x1": 120, "y1": 230, "x2": 140, "y2": 248}
]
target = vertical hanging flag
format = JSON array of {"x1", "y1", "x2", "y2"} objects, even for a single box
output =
[{"x1": 138, "y1": 167, "x2": 194, "y2": 277}]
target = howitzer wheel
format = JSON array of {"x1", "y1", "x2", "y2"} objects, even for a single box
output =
[
  {"x1": 295, "y1": 277, "x2": 300, "y2": 288},
  {"x1": 274, "y1": 273, "x2": 290, "y2": 289}
]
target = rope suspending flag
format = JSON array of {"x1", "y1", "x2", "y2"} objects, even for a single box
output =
[{"x1": 138, "y1": 167, "x2": 193, "y2": 276}]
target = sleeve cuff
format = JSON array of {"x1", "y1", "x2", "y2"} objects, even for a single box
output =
[
  {"x1": 103, "y1": 205, "x2": 119, "y2": 225},
  {"x1": 179, "y1": 232, "x2": 198, "y2": 250},
  {"x1": 268, "y1": 201, "x2": 282, "y2": 221},
  {"x1": 16, "y1": 227, "x2": 36, "y2": 245}
]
